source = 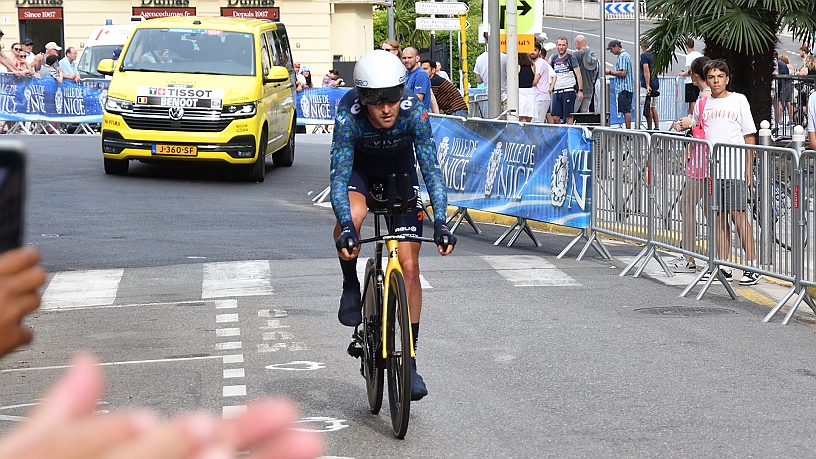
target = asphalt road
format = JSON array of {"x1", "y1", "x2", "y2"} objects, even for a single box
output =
[{"x1": 1, "y1": 134, "x2": 816, "y2": 457}]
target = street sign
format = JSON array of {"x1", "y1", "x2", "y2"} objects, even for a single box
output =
[
  {"x1": 605, "y1": 2, "x2": 635, "y2": 13},
  {"x1": 416, "y1": 17, "x2": 462, "y2": 31},
  {"x1": 415, "y1": 1, "x2": 468, "y2": 15},
  {"x1": 486, "y1": 0, "x2": 541, "y2": 36},
  {"x1": 500, "y1": 34, "x2": 534, "y2": 53}
]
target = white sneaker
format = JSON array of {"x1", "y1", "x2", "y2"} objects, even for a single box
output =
[
  {"x1": 669, "y1": 256, "x2": 696, "y2": 273},
  {"x1": 701, "y1": 268, "x2": 732, "y2": 281},
  {"x1": 739, "y1": 271, "x2": 761, "y2": 286}
]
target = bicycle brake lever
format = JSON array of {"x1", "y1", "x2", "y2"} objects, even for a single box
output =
[{"x1": 345, "y1": 238, "x2": 357, "y2": 253}]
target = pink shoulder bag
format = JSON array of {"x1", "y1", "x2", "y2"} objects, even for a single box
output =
[{"x1": 686, "y1": 96, "x2": 708, "y2": 179}]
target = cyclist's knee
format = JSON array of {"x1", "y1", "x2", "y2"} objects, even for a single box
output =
[{"x1": 401, "y1": 264, "x2": 420, "y2": 285}]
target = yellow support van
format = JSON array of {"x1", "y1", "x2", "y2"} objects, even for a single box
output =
[{"x1": 97, "y1": 16, "x2": 296, "y2": 182}]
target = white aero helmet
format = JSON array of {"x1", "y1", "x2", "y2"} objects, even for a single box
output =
[{"x1": 353, "y1": 50, "x2": 407, "y2": 104}]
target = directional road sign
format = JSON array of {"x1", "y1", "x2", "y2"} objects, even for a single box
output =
[
  {"x1": 415, "y1": 1, "x2": 468, "y2": 15},
  {"x1": 484, "y1": 0, "x2": 542, "y2": 36},
  {"x1": 416, "y1": 17, "x2": 463, "y2": 31},
  {"x1": 605, "y1": 2, "x2": 635, "y2": 14}
]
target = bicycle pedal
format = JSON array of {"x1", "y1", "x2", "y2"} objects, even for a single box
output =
[{"x1": 347, "y1": 340, "x2": 363, "y2": 358}]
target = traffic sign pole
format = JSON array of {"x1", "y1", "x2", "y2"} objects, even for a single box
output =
[{"x1": 506, "y1": 0, "x2": 518, "y2": 121}]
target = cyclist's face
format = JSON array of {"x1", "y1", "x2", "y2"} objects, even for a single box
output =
[{"x1": 365, "y1": 100, "x2": 401, "y2": 129}]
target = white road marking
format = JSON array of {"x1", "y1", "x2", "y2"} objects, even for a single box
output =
[
  {"x1": 215, "y1": 299, "x2": 238, "y2": 309},
  {"x1": 223, "y1": 368, "x2": 245, "y2": 378},
  {"x1": 223, "y1": 354, "x2": 243, "y2": 364},
  {"x1": 215, "y1": 341, "x2": 242, "y2": 350},
  {"x1": 41, "y1": 269, "x2": 124, "y2": 309},
  {"x1": 263, "y1": 331, "x2": 295, "y2": 341},
  {"x1": 222, "y1": 405, "x2": 247, "y2": 418},
  {"x1": 216, "y1": 313, "x2": 239, "y2": 323},
  {"x1": 480, "y1": 255, "x2": 581, "y2": 287},
  {"x1": 223, "y1": 385, "x2": 246, "y2": 397},
  {"x1": 216, "y1": 328, "x2": 240, "y2": 337},
  {"x1": 260, "y1": 319, "x2": 290, "y2": 329},
  {"x1": 202, "y1": 260, "x2": 273, "y2": 299}
]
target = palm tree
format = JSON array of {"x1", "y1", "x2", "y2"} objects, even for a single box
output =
[{"x1": 644, "y1": 0, "x2": 816, "y2": 126}]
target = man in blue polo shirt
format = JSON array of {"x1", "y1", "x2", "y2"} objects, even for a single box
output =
[{"x1": 605, "y1": 39, "x2": 633, "y2": 129}]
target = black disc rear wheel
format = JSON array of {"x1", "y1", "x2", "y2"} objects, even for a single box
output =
[
  {"x1": 386, "y1": 269, "x2": 411, "y2": 439},
  {"x1": 362, "y1": 258, "x2": 384, "y2": 414}
]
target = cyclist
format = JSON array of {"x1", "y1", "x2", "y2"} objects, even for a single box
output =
[{"x1": 330, "y1": 49, "x2": 456, "y2": 401}]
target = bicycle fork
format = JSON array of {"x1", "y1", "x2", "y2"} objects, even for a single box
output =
[{"x1": 381, "y1": 238, "x2": 415, "y2": 361}]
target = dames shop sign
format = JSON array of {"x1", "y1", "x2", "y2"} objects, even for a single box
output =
[
  {"x1": 18, "y1": 8, "x2": 62, "y2": 20},
  {"x1": 132, "y1": 7, "x2": 196, "y2": 18},
  {"x1": 221, "y1": 7, "x2": 279, "y2": 19}
]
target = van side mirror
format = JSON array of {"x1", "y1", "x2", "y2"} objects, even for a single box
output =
[
  {"x1": 264, "y1": 66, "x2": 290, "y2": 84},
  {"x1": 97, "y1": 58, "x2": 115, "y2": 76}
]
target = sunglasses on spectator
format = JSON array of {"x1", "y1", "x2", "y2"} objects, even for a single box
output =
[{"x1": 12, "y1": 47, "x2": 21, "y2": 51}]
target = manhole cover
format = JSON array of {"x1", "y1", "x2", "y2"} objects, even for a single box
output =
[{"x1": 634, "y1": 306, "x2": 735, "y2": 317}]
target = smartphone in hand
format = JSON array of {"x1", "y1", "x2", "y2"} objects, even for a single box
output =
[{"x1": 0, "y1": 142, "x2": 26, "y2": 253}]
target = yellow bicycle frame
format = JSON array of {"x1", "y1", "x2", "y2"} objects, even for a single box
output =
[{"x1": 380, "y1": 237, "x2": 415, "y2": 360}]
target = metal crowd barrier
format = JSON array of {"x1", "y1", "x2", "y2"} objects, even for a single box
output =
[
  {"x1": 569, "y1": 126, "x2": 816, "y2": 322},
  {"x1": 771, "y1": 75, "x2": 816, "y2": 141}
]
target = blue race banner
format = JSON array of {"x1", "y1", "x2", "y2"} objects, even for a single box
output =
[
  {"x1": 430, "y1": 117, "x2": 592, "y2": 228},
  {"x1": 0, "y1": 73, "x2": 108, "y2": 123},
  {"x1": 296, "y1": 87, "x2": 351, "y2": 125}
]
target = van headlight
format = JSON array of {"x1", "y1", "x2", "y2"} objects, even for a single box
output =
[
  {"x1": 222, "y1": 102, "x2": 257, "y2": 118},
  {"x1": 105, "y1": 97, "x2": 133, "y2": 114}
]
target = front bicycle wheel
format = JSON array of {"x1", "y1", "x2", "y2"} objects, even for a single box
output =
[
  {"x1": 362, "y1": 258, "x2": 384, "y2": 414},
  {"x1": 385, "y1": 269, "x2": 412, "y2": 439}
]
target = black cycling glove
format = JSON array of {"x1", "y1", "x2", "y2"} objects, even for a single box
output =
[
  {"x1": 335, "y1": 222, "x2": 359, "y2": 253},
  {"x1": 433, "y1": 219, "x2": 456, "y2": 250}
]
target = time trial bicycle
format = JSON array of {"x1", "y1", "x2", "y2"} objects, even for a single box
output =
[{"x1": 346, "y1": 173, "x2": 449, "y2": 439}]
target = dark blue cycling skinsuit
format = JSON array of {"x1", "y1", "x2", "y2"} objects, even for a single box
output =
[{"x1": 329, "y1": 87, "x2": 448, "y2": 236}]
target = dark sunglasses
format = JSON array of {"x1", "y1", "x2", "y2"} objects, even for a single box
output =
[
  {"x1": 357, "y1": 85, "x2": 404, "y2": 105},
  {"x1": 12, "y1": 47, "x2": 21, "y2": 51}
]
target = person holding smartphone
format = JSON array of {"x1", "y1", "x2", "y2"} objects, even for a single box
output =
[{"x1": 0, "y1": 145, "x2": 323, "y2": 459}]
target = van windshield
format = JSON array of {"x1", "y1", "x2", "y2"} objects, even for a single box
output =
[
  {"x1": 120, "y1": 28, "x2": 255, "y2": 76},
  {"x1": 77, "y1": 45, "x2": 120, "y2": 78}
]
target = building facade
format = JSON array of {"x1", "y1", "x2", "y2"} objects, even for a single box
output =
[{"x1": 3, "y1": 0, "x2": 379, "y2": 77}]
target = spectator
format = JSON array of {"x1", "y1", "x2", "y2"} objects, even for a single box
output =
[
  {"x1": 774, "y1": 51, "x2": 792, "y2": 126},
  {"x1": 300, "y1": 65, "x2": 313, "y2": 89},
  {"x1": 640, "y1": 41, "x2": 660, "y2": 130},
  {"x1": 549, "y1": 37, "x2": 583, "y2": 124},
  {"x1": 573, "y1": 34, "x2": 598, "y2": 113},
  {"x1": 435, "y1": 61, "x2": 451, "y2": 81},
  {"x1": 797, "y1": 52, "x2": 816, "y2": 76},
  {"x1": 58, "y1": 46, "x2": 81, "y2": 83},
  {"x1": 605, "y1": 39, "x2": 633, "y2": 129},
  {"x1": 799, "y1": 45, "x2": 811, "y2": 72},
  {"x1": 380, "y1": 39, "x2": 402, "y2": 59},
  {"x1": 11, "y1": 43, "x2": 38, "y2": 78},
  {"x1": 38, "y1": 54, "x2": 63, "y2": 83},
  {"x1": 531, "y1": 41, "x2": 555, "y2": 123},
  {"x1": 44, "y1": 41, "x2": 62, "y2": 59},
  {"x1": 294, "y1": 61, "x2": 301, "y2": 74},
  {"x1": 473, "y1": 42, "x2": 508, "y2": 110},
  {"x1": 779, "y1": 54, "x2": 795, "y2": 73},
  {"x1": 0, "y1": 246, "x2": 324, "y2": 459},
  {"x1": 696, "y1": 59, "x2": 759, "y2": 285},
  {"x1": 21, "y1": 38, "x2": 43, "y2": 71},
  {"x1": 421, "y1": 59, "x2": 468, "y2": 117},
  {"x1": 402, "y1": 46, "x2": 433, "y2": 112},
  {"x1": 517, "y1": 52, "x2": 536, "y2": 122},
  {"x1": 322, "y1": 69, "x2": 344, "y2": 88},
  {"x1": 679, "y1": 38, "x2": 703, "y2": 115},
  {"x1": 671, "y1": 55, "x2": 711, "y2": 274}
]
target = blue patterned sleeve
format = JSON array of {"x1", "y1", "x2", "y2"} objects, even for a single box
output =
[
  {"x1": 330, "y1": 103, "x2": 356, "y2": 226},
  {"x1": 410, "y1": 106, "x2": 448, "y2": 222}
]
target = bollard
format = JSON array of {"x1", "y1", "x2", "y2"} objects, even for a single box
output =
[
  {"x1": 792, "y1": 125, "x2": 806, "y2": 153},
  {"x1": 758, "y1": 120, "x2": 772, "y2": 146}
]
